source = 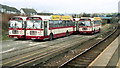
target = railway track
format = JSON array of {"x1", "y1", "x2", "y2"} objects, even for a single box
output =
[{"x1": 58, "y1": 25, "x2": 119, "y2": 68}]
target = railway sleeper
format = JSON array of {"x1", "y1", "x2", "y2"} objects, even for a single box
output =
[
  {"x1": 71, "y1": 60, "x2": 91, "y2": 63},
  {"x1": 67, "y1": 63, "x2": 88, "y2": 66}
]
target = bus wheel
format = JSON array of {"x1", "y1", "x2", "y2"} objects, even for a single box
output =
[
  {"x1": 94, "y1": 30, "x2": 96, "y2": 34},
  {"x1": 66, "y1": 31, "x2": 69, "y2": 37},
  {"x1": 92, "y1": 30, "x2": 95, "y2": 35},
  {"x1": 98, "y1": 28, "x2": 101, "y2": 33},
  {"x1": 49, "y1": 34, "x2": 53, "y2": 41}
]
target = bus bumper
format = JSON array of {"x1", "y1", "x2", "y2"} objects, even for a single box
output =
[
  {"x1": 26, "y1": 36, "x2": 49, "y2": 40},
  {"x1": 79, "y1": 31, "x2": 93, "y2": 34},
  {"x1": 9, "y1": 35, "x2": 25, "y2": 39}
]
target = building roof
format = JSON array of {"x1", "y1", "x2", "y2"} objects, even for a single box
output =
[
  {"x1": 21, "y1": 8, "x2": 37, "y2": 14},
  {"x1": 0, "y1": 4, "x2": 20, "y2": 12},
  {"x1": 37, "y1": 13, "x2": 53, "y2": 16}
]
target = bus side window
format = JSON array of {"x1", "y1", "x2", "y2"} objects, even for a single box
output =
[
  {"x1": 65, "y1": 21, "x2": 67, "y2": 26},
  {"x1": 62, "y1": 20, "x2": 65, "y2": 27},
  {"x1": 49, "y1": 20, "x2": 53, "y2": 28},
  {"x1": 54, "y1": 20, "x2": 58, "y2": 27},
  {"x1": 67, "y1": 20, "x2": 70, "y2": 26},
  {"x1": 59, "y1": 20, "x2": 62, "y2": 27}
]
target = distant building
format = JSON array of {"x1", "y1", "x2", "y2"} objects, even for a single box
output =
[
  {"x1": 0, "y1": 4, "x2": 20, "y2": 14},
  {"x1": 20, "y1": 8, "x2": 37, "y2": 15},
  {"x1": 37, "y1": 13, "x2": 53, "y2": 16}
]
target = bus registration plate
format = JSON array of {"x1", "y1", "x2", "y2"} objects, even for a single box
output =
[{"x1": 82, "y1": 28, "x2": 87, "y2": 30}]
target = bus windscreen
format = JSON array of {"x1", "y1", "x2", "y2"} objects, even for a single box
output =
[
  {"x1": 78, "y1": 21, "x2": 91, "y2": 26},
  {"x1": 9, "y1": 20, "x2": 23, "y2": 28}
]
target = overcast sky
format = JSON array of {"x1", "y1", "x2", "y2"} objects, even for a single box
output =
[{"x1": 0, "y1": 0, "x2": 120, "y2": 14}]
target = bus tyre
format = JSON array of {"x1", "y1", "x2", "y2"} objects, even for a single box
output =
[
  {"x1": 98, "y1": 28, "x2": 101, "y2": 33},
  {"x1": 93, "y1": 30, "x2": 95, "y2": 34},
  {"x1": 92, "y1": 30, "x2": 95, "y2": 35},
  {"x1": 49, "y1": 34, "x2": 53, "y2": 41},
  {"x1": 66, "y1": 31, "x2": 69, "y2": 37}
]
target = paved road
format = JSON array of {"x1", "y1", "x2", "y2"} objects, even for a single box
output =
[
  {"x1": 1, "y1": 35, "x2": 96, "y2": 54},
  {"x1": 1, "y1": 34, "x2": 97, "y2": 66}
]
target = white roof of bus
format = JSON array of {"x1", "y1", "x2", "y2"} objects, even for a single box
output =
[
  {"x1": 31, "y1": 15, "x2": 51, "y2": 21},
  {"x1": 31, "y1": 15, "x2": 73, "y2": 21},
  {"x1": 80, "y1": 17, "x2": 101, "y2": 21},
  {"x1": 74, "y1": 18, "x2": 80, "y2": 21},
  {"x1": 81, "y1": 17, "x2": 91, "y2": 19},
  {"x1": 89, "y1": 18, "x2": 94, "y2": 21},
  {"x1": 12, "y1": 16, "x2": 27, "y2": 21}
]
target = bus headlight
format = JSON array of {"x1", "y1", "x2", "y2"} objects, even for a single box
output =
[
  {"x1": 9, "y1": 31, "x2": 11, "y2": 34},
  {"x1": 26, "y1": 31, "x2": 30, "y2": 35},
  {"x1": 19, "y1": 30, "x2": 24, "y2": 34},
  {"x1": 22, "y1": 31, "x2": 24, "y2": 34},
  {"x1": 37, "y1": 31, "x2": 40, "y2": 35},
  {"x1": 37, "y1": 31, "x2": 42, "y2": 35}
]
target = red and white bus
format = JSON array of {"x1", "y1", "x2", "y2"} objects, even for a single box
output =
[
  {"x1": 8, "y1": 16, "x2": 27, "y2": 39},
  {"x1": 26, "y1": 15, "x2": 75, "y2": 40},
  {"x1": 76, "y1": 17, "x2": 102, "y2": 34}
]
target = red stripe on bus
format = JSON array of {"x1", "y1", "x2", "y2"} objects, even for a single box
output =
[
  {"x1": 26, "y1": 29, "x2": 44, "y2": 30},
  {"x1": 26, "y1": 31, "x2": 74, "y2": 40},
  {"x1": 9, "y1": 28, "x2": 24, "y2": 30},
  {"x1": 79, "y1": 26, "x2": 92, "y2": 28},
  {"x1": 26, "y1": 36, "x2": 49, "y2": 40},
  {"x1": 93, "y1": 25, "x2": 101, "y2": 27},
  {"x1": 26, "y1": 17, "x2": 42, "y2": 20},
  {"x1": 79, "y1": 25, "x2": 101, "y2": 28},
  {"x1": 79, "y1": 19, "x2": 91, "y2": 21},
  {"x1": 79, "y1": 29, "x2": 100, "y2": 34},
  {"x1": 49, "y1": 26, "x2": 74, "y2": 30},
  {"x1": 79, "y1": 31, "x2": 93, "y2": 34}
]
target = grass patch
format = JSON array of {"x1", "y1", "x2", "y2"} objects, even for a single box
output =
[{"x1": 2, "y1": 30, "x2": 13, "y2": 40}]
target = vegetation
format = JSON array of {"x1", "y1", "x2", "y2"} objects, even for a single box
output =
[{"x1": 82, "y1": 13, "x2": 90, "y2": 17}]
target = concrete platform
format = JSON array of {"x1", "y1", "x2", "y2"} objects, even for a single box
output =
[
  {"x1": 117, "y1": 58, "x2": 120, "y2": 68},
  {"x1": 89, "y1": 35, "x2": 120, "y2": 68}
]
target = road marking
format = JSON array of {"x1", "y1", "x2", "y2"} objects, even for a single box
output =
[
  {"x1": 29, "y1": 42, "x2": 46, "y2": 46},
  {"x1": 0, "y1": 48, "x2": 15, "y2": 54},
  {"x1": 12, "y1": 46, "x2": 64, "y2": 66},
  {"x1": 12, "y1": 42, "x2": 77, "y2": 66}
]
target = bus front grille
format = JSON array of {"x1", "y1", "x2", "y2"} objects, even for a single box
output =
[
  {"x1": 82, "y1": 28, "x2": 87, "y2": 30},
  {"x1": 30, "y1": 31, "x2": 37, "y2": 35},
  {"x1": 12, "y1": 30, "x2": 19, "y2": 34}
]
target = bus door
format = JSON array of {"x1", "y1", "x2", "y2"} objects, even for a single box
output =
[
  {"x1": 91, "y1": 21, "x2": 94, "y2": 31},
  {"x1": 24, "y1": 21, "x2": 26, "y2": 37},
  {"x1": 44, "y1": 21, "x2": 48, "y2": 36},
  {"x1": 76, "y1": 21, "x2": 79, "y2": 32}
]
